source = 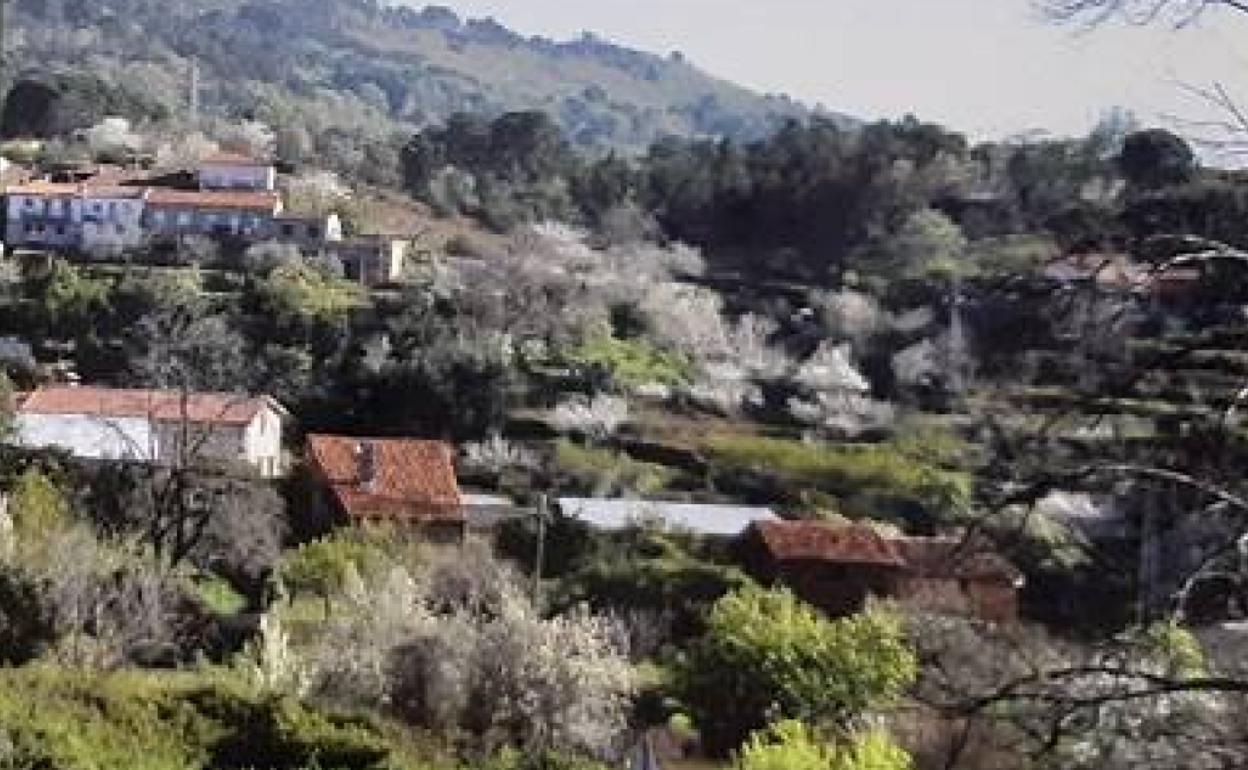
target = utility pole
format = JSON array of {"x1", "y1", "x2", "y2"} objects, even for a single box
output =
[{"x1": 532, "y1": 493, "x2": 550, "y2": 605}]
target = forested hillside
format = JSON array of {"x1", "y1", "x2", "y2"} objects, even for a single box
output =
[{"x1": 4, "y1": 0, "x2": 816, "y2": 158}]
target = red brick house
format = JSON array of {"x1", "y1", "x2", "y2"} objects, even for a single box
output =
[
  {"x1": 737, "y1": 521, "x2": 1023, "y2": 624},
  {"x1": 305, "y1": 434, "x2": 465, "y2": 542}
]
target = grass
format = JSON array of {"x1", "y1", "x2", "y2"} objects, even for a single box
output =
[
  {"x1": 701, "y1": 435, "x2": 972, "y2": 516},
  {"x1": 554, "y1": 439, "x2": 680, "y2": 496}
]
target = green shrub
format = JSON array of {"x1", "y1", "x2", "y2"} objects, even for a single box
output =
[
  {"x1": 0, "y1": 666, "x2": 434, "y2": 770},
  {"x1": 8, "y1": 466, "x2": 71, "y2": 539},
  {"x1": 735, "y1": 721, "x2": 912, "y2": 770},
  {"x1": 191, "y1": 575, "x2": 249, "y2": 616},
  {"x1": 556, "y1": 529, "x2": 754, "y2": 643},
  {"x1": 679, "y1": 587, "x2": 916, "y2": 756},
  {"x1": 565, "y1": 332, "x2": 692, "y2": 389},
  {"x1": 278, "y1": 530, "x2": 422, "y2": 601}
]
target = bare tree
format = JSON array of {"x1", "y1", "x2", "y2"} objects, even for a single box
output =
[{"x1": 1040, "y1": 0, "x2": 1248, "y2": 26}]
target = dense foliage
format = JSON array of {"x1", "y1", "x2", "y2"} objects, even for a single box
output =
[{"x1": 679, "y1": 588, "x2": 917, "y2": 755}]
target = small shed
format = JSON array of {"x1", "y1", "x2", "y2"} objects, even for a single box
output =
[{"x1": 305, "y1": 434, "x2": 465, "y2": 542}]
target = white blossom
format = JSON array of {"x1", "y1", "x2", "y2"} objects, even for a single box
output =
[{"x1": 551, "y1": 395, "x2": 630, "y2": 441}]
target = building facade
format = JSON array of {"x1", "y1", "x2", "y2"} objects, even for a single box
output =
[
  {"x1": 197, "y1": 153, "x2": 277, "y2": 191},
  {"x1": 144, "y1": 189, "x2": 283, "y2": 242},
  {"x1": 331, "y1": 236, "x2": 411, "y2": 286},
  {"x1": 5, "y1": 182, "x2": 147, "y2": 252},
  {"x1": 14, "y1": 387, "x2": 287, "y2": 478}
]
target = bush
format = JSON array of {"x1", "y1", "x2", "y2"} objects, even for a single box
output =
[
  {"x1": 0, "y1": 667, "x2": 431, "y2": 770},
  {"x1": 555, "y1": 529, "x2": 754, "y2": 645},
  {"x1": 736, "y1": 722, "x2": 912, "y2": 770},
  {"x1": 565, "y1": 333, "x2": 692, "y2": 390},
  {"x1": 678, "y1": 588, "x2": 916, "y2": 756}
]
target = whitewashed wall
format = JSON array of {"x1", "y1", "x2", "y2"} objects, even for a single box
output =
[{"x1": 15, "y1": 413, "x2": 156, "y2": 461}]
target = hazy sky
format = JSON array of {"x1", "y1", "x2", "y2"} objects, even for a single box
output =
[{"x1": 433, "y1": 0, "x2": 1248, "y2": 141}]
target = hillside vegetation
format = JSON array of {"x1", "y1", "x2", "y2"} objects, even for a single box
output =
[{"x1": 4, "y1": 0, "x2": 818, "y2": 158}]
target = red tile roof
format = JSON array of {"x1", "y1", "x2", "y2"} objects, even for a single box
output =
[
  {"x1": 306, "y1": 435, "x2": 463, "y2": 524},
  {"x1": 146, "y1": 189, "x2": 281, "y2": 212},
  {"x1": 750, "y1": 521, "x2": 1020, "y2": 583},
  {"x1": 17, "y1": 387, "x2": 279, "y2": 426},
  {"x1": 751, "y1": 520, "x2": 906, "y2": 567},
  {"x1": 890, "y1": 537, "x2": 1023, "y2": 584}
]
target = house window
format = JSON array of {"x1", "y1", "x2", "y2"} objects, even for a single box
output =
[
  {"x1": 281, "y1": 224, "x2": 295, "y2": 237},
  {"x1": 115, "y1": 224, "x2": 126, "y2": 235},
  {"x1": 308, "y1": 226, "x2": 320, "y2": 238},
  {"x1": 55, "y1": 225, "x2": 65, "y2": 236},
  {"x1": 177, "y1": 212, "x2": 192, "y2": 226},
  {"x1": 23, "y1": 222, "x2": 32, "y2": 233}
]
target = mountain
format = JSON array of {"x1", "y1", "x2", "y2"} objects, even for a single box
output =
[{"x1": 3, "y1": 0, "x2": 833, "y2": 154}]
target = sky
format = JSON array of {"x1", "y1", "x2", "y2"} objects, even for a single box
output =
[{"x1": 430, "y1": 0, "x2": 1248, "y2": 142}]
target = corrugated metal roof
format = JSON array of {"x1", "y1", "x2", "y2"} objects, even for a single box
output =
[{"x1": 558, "y1": 498, "x2": 777, "y2": 536}]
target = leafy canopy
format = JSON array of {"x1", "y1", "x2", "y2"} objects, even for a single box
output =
[{"x1": 679, "y1": 587, "x2": 917, "y2": 755}]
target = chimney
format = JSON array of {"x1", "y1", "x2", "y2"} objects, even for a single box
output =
[{"x1": 356, "y1": 441, "x2": 378, "y2": 491}]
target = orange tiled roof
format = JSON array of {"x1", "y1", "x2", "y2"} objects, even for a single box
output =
[
  {"x1": 306, "y1": 434, "x2": 463, "y2": 524},
  {"x1": 18, "y1": 387, "x2": 277, "y2": 426},
  {"x1": 146, "y1": 188, "x2": 280, "y2": 212},
  {"x1": 752, "y1": 520, "x2": 906, "y2": 567},
  {"x1": 5, "y1": 181, "x2": 146, "y2": 199},
  {"x1": 890, "y1": 537, "x2": 1022, "y2": 583}
]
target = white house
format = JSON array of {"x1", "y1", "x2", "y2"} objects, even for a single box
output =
[
  {"x1": 14, "y1": 387, "x2": 288, "y2": 478},
  {"x1": 197, "y1": 152, "x2": 277, "y2": 192},
  {"x1": 5, "y1": 182, "x2": 148, "y2": 252},
  {"x1": 144, "y1": 189, "x2": 283, "y2": 242}
]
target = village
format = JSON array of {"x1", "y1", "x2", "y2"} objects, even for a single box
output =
[
  {"x1": 0, "y1": 135, "x2": 1027, "y2": 632},
  {"x1": 4, "y1": 0, "x2": 1248, "y2": 766}
]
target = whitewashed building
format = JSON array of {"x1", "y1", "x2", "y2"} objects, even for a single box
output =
[
  {"x1": 14, "y1": 387, "x2": 288, "y2": 477},
  {"x1": 198, "y1": 152, "x2": 277, "y2": 191},
  {"x1": 5, "y1": 182, "x2": 148, "y2": 252}
]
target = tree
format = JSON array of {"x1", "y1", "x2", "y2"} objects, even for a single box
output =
[
  {"x1": 303, "y1": 547, "x2": 637, "y2": 758},
  {"x1": 678, "y1": 587, "x2": 917, "y2": 756},
  {"x1": 1118, "y1": 129, "x2": 1196, "y2": 189},
  {"x1": 1040, "y1": 0, "x2": 1248, "y2": 26},
  {"x1": 858, "y1": 208, "x2": 968, "y2": 280}
]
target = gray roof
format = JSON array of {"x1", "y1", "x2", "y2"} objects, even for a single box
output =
[{"x1": 558, "y1": 498, "x2": 778, "y2": 537}]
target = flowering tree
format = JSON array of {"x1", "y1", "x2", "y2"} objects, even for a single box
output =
[
  {"x1": 551, "y1": 395, "x2": 630, "y2": 443},
  {"x1": 303, "y1": 548, "x2": 637, "y2": 758}
]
